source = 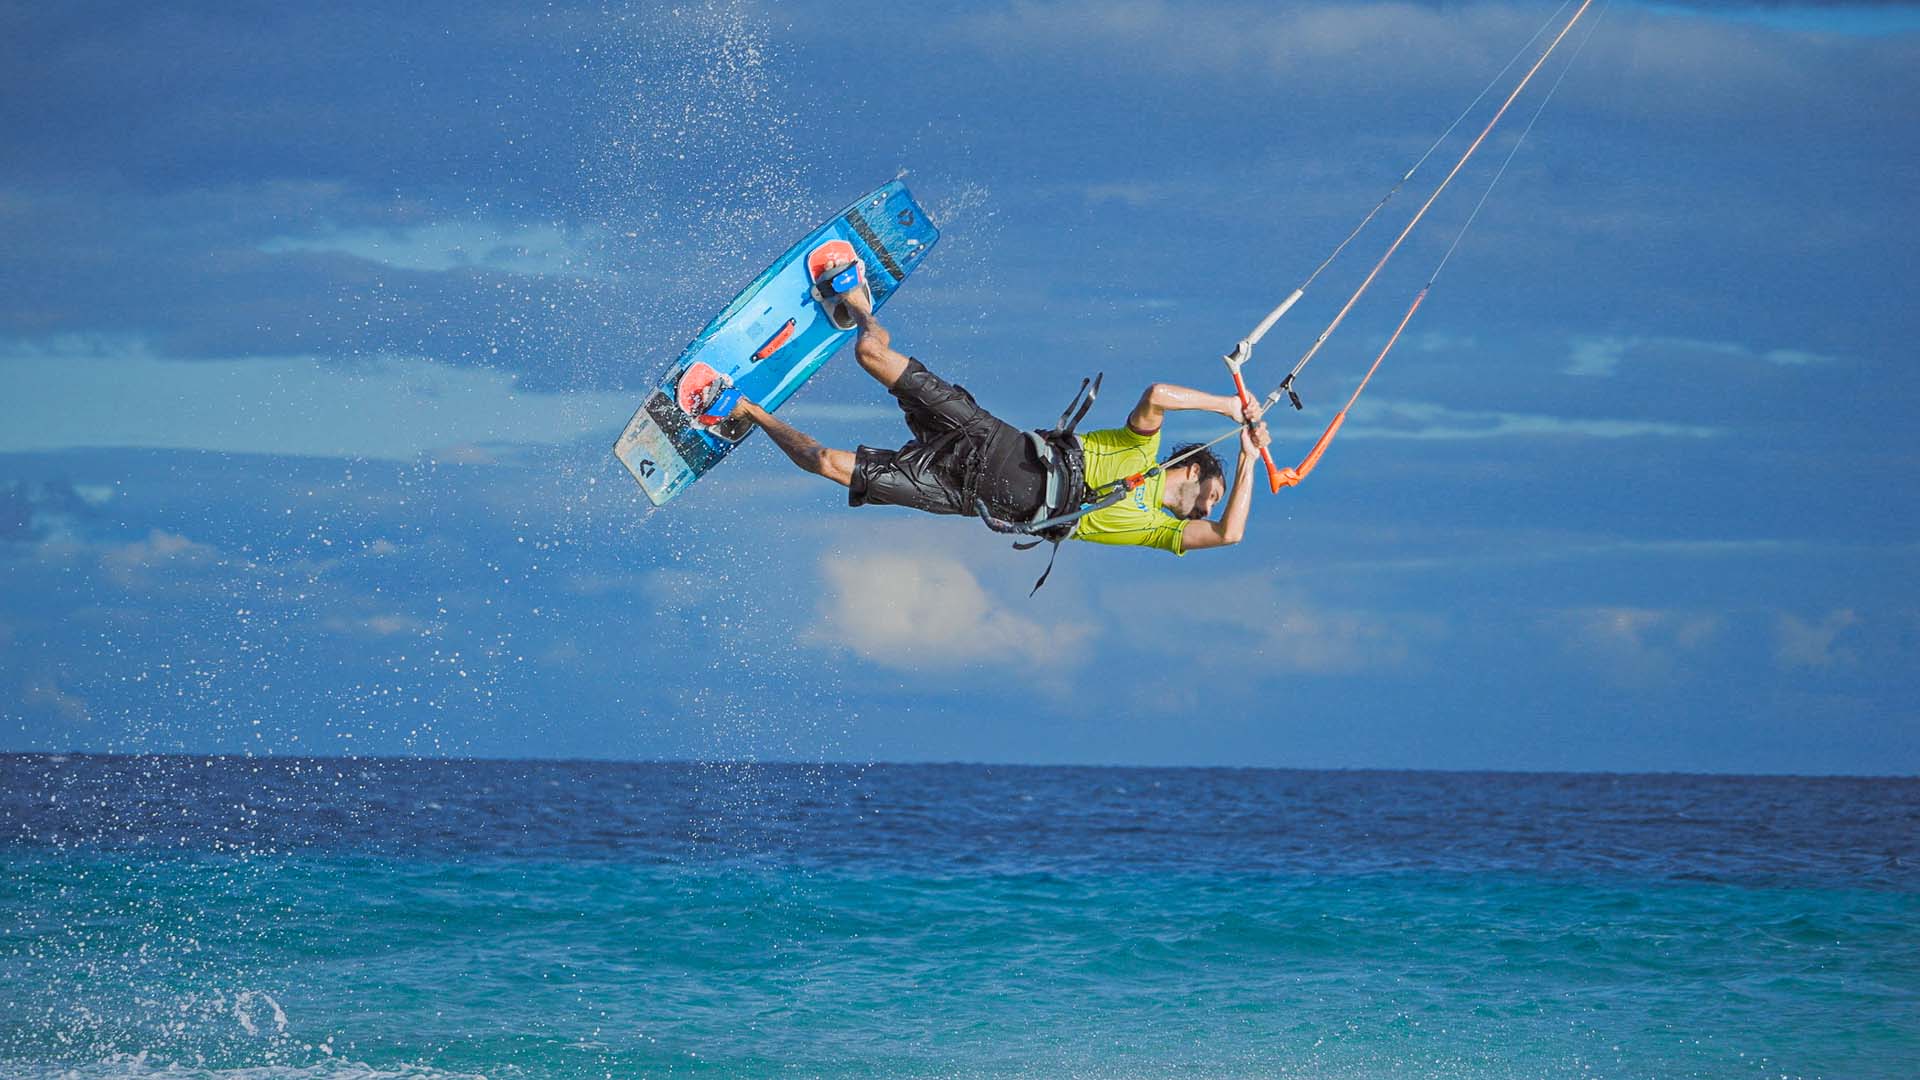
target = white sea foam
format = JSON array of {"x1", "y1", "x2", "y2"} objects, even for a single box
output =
[{"x1": 228, "y1": 992, "x2": 286, "y2": 1038}]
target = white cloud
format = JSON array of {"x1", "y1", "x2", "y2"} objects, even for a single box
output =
[
  {"x1": 810, "y1": 549, "x2": 1095, "y2": 675},
  {"x1": 953, "y1": 1, "x2": 1532, "y2": 83},
  {"x1": 639, "y1": 568, "x2": 708, "y2": 613},
  {"x1": 1327, "y1": 536, "x2": 1799, "y2": 575},
  {"x1": 100, "y1": 529, "x2": 221, "y2": 588},
  {"x1": 1409, "y1": 330, "x2": 1481, "y2": 354},
  {"x1": 1566, "y1": 337, "x2": 1632, "y2": 378},
  {"x1": 321, "y1": 612, "x2": 432, "y2": 639},
  {"x1": 0, "y1": 336, "x2": 636, "y2": 461},
  {"x1": 1083, "y1": 182, "x2": 1181, "y2": 209},
  {"x1": 1113, "y1": 572, "x2": 1436, "y2": 677},
  {"x1": 23, "y1": 673, "x2": 91, "y2": 727},
  {"x1": 1562, "y1": 335, "x2": 1842, "y2": 378},
  {"x1": 1694, "y1": 6, "x2": 1920, "y2": 37},
  {"x1": 428, "y1": 444, "x2": 503, "y2": 466},
  {"x1": 259, "y1": 220, "x2": 605, "y2": 276},
  {"x1": 1547, "y1": 606, "x2": 1721, "y2": 687},
  {"x1": 1774, "y1": 609, "x2": 1859, "y2": 670},
  {"x1": 951, "y1": 1, "x2": 1913, "y2": 123},
  {"x1": 1154, "y1": 395, "x2": 1721, "y2": 447},
  {"x1": 777, "y1": 402, "x2": 903, "y2": 424},
  {"x1": 1344, "y1": 397, "x2": 1721, "y2": 440}
]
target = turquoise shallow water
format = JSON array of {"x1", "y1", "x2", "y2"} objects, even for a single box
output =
[{"x1": 2, "y1": 757, "x2": 1915, "y2": 1078}]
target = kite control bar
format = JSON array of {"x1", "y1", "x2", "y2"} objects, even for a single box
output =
[{"x1": 1222, "y1": 342, "x2": 1286, "y2": 493}]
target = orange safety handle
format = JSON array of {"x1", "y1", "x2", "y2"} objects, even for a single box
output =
[{"x1": 1228, "y1": 367, "x2": 1286, "y2": 493}]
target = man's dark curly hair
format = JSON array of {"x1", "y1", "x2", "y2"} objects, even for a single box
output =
[{"x1": 1167, "y1": 443, "x2": 1224, "y2": 488}]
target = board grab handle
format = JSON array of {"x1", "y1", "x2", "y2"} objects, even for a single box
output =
[{"x1": 753, "y1": 319, "x2": 797, "y2": 361}]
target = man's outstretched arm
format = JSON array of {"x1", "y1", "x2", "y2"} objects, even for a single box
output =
[
  {"x1": 735, "y1": 400, "x2": 855, "y2": 485},
  {"x1": 1127, "y1": 383, "x2": 1244, "y2": 435},
  {"x1": 1182, "y1": 425, "x2": 1270, "y2": 551}
]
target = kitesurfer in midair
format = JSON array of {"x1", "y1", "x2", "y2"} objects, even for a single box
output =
[
  {"x1": 714, "y1": 269, "x2": 1272, "y2": 557},
  {"x1": 696, "y1": 0, "x2": 1597, "y2": 579}
]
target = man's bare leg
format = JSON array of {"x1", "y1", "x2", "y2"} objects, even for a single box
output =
[
  {"x1": 837, "y1": 282, "x2": 912, "y2": 390},
  {"x1": 734, "y1": 400, "x2": 853, "y2": 486}
]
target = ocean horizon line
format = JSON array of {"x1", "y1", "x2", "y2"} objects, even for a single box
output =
[{"x1": 6, "y1": 749, "x2": 1914, "y2": 783}]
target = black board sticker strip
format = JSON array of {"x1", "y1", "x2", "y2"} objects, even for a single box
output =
[{"x1": 845, "y1": 207, "x2": 905, "y2": 283}]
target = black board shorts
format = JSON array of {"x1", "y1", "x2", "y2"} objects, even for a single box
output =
[{"x1": 849, "y1": 358, "x2": 1050, "y2": 520}]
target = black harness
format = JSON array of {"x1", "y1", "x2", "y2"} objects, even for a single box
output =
[{"x1": 974, "y1": 374, "x2": 1137, "y2": 594}]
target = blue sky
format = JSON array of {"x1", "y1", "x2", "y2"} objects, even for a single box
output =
[{"x1": 3, "y1": 1, "x2": 1915, "y2": 773}]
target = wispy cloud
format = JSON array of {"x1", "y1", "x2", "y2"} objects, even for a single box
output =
[
  {"x1": 260, "y1": 220, "x2": 606, "y2": 277},
  {"x1": 1545, "y1": 606, "x2": 1722, "y2": 688},
  {"x1": 2, "y1": 478, "x2": 101, "y2": 545},
  {"x1": 1774, "y1": 609, "x2": 1859, "y2": 670},
  {"x1": 1320, "y1": 535, "x2": 1804, "y2": 576},
  {"x1": 777, "y1": 402, "x2": 904, "y2": 424},
  {"x1": 1112, "y1": 572, "x2": 1439, "y2": 677},
  {"x1": 1082, "y1": 182, "x2": 1187, "y2": 209},
  {"x1": 23, "y1": 671, "x2": 91, "y2": 727},
  {"x1": 1563, "y1": 335, "x2": 1841, "y2": 378},
  {"x1": 951, "y1": 1, "x2": 1538, "y2": 83},
  {"x1": 100, "y1": 529, "x2": 222, "y2": 589},
  {"x1": 0, "y1": 337, "x2": 635, "y2": 460},
  {"x1": 1644, "y1": 2, "x2": 1920, "y2": 38},
  {"x1": 320, "y1": 612, "x2": 434, "y2": 639},
  {"x1": 1344, "y1": 397, "x2": 1722, "y2": 440}
]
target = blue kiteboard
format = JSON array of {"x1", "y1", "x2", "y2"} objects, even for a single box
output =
[{"x1": 615, "y1": 181, "x2": 940, "y2": 505}]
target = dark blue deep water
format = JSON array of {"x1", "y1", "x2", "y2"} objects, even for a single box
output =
[{"x1": 2, "y1": 755, "x2": 1915, "y2": 1078}]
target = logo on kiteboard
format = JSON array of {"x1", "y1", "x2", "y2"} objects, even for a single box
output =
[
  {"x1": 897, "y1": 209, "x2": 915, "y2": 226},
  {"x1": 637, "y1": 459, "x2": 656, "y2": 477}
]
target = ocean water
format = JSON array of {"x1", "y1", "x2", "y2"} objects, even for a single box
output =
[{"x1": 0, "y1": 756, "x2": 1914, "y2": 1079}]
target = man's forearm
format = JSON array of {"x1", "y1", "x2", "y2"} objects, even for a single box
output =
[
  {"x1": 1132, "y1": 382, "x2": 1242, "y2": 433},
  {"x1": 1152, "y1": 383, "x2": 1240, "y2": 417},
  {"x1": 852, "y1": 306, "x2": 888, "y2": 347},
  {"x1": 743, "y1": 402, "x2": 834, "y2": 477},
  {"x1": 1217, "y1": 448, "x2": 1258, "y2": 544}
]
